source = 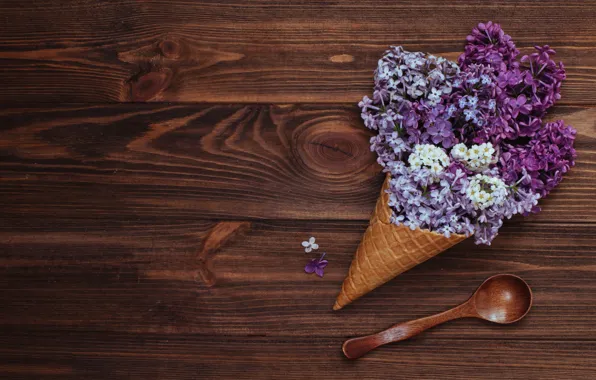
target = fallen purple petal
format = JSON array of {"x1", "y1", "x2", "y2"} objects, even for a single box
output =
[{"x1": 304, "y1": 253, "x2": 328, "y2": 277}]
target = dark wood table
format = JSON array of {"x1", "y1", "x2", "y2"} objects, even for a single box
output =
[{"x1": 2, "y1": 1, "x2": 596, "y2": 379}]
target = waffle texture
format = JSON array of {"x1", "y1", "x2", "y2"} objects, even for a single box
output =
[{"x1": 333, "y1": 175, "x2": 467, "y2": 310}]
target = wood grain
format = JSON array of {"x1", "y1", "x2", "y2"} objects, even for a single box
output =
[
  {"x1": 2, "y1": 218, "x2": 596, "y2": 340},
  {"x1": 196, "y1": 221, "x2": 251, "y2": 286},
  {"x1": 2, "y1": 329, "x2": 596, "y2": 379},
  {"x1": 0, "y1": 1, "x2": 596, "y2": 104},
  {"x1": 1, "y1": 104, "x2": 594, "y2": 223},
  {"x1": 3, "y1": 1, "x2": 596, "y2": 377},
  {"x1": 2, "y1": 104, "x2": 594, "y2": 378}
]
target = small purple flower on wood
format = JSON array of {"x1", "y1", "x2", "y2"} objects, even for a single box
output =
[{"x1": 305, "y1": 253, "x2": 328, "y2": 278}]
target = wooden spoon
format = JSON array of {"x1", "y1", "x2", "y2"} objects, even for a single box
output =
[{"x1": 342, "y1": 274, "x2": 532, "y2": 359}]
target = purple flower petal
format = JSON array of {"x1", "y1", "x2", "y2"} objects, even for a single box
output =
[
  {"x1": 314, "y1": 266, "x2": 325, "y2": 277},
  {"x1": 304, "y1": 260, "x2": 317, "y2": 274},
  {"x1": 305, "y1": 253, "x2": 328, "y2": 277}
]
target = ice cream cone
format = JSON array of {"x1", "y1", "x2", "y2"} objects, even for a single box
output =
[{"x1": 333, "y1": 174, "x2": 467, "y2": 310}]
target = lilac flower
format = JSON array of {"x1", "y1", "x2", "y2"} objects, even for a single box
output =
[
  {"x1": 304, "y1": 253, "x2": 328, "y2": 277},
  {"x1": 499, "y1": 120, "x2": 576, "y2": 197},
  {"x1": 380, "y1": 118, "x2": 563, "y2": 245},
  {"x1": 421, "y1": 105, "x2": 457, "y2": 148},
  {"x1": 496, "y1": 68, "x2": 524, "y2": 88},
  {"x1": 413, "y1": 167, "x2": 433, "y2": 187},
  {"x1": 359, "y1": 46, "x2": 460, "y2": 168},
  {"x1": 358, "y1": 96, "x2": 377, "y2": 112},
  {"x1": 488, "y1": 45, "x2": 566, "y2": 141},
  {"x1": 519, "y1": 45, "x2": 566, "y2": 117},
  {"x1": 301, "y1": 236, "x2": 319, "y2": 253},
  {"x1": 426, "y1": 121, "x2": 456, "y2": 148},
  {"x1": 459, "y1": 21, "x2": 519, "y2": 71},
  {"x1": 360, "y1": 23, "x2": 575, "y2": 245},
  {"x1": 447, "y1": 64, "x2": 502, "y2": 144},
  {"x1": 507, "y1": 95, "x2": 532, "y2": 118}
]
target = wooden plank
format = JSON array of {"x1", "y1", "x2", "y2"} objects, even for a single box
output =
[
  {"x1": 1, "y1": 104, "x2": 594, "y2": 222},
  {"x1": 1, "y1": 329, "x2": 596, "y2": 379},
  {"x1": 2, "y1": 217, "x2": 596, "y2": 340},
  {"x1": 0, "y1": 1, "x2": 595, "y2": 104}
]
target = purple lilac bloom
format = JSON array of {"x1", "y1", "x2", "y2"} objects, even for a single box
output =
[
  {"x1": 499, "y1": 120, "x2": 576, "y2": 197},
  {"x1": 492, "y1": 46, "x2": 565, "y2": 138},
  {"x1": 385, "y1": 161, "x2": 538, "y2": 245},
  {"x1": 358, "y1": 46, "x2": 460, "y2": 167},
  {"x1": 447, "y1": 64, "x2": 512, "y2": 145},
  {"x1": 519, "y1": 45, "x2": 566, "y2": 118},
  {"x1": 459, "y1": 21, "x2": 519, "y2": 71},
  {"x1": 459, "y1": 23, "x2": 566, "y2": 142},
  {"x1": 360, "y1": 23, "x2": 575, "y2": 245},
  {"x1": 421, "y1": 104, "x2": 457, "y2": 148}
]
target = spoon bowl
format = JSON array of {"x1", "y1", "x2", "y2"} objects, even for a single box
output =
[
  {"x1": 342, "y1": 274, "x2": 533, "y2": 359},
  {"x1": 473, "y1": 274, "x2": 532, "y2": 324}
]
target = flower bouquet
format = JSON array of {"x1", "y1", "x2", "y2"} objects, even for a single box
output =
[{"x1": 334, "y1": 22, "x2": 576, "y2": 310}]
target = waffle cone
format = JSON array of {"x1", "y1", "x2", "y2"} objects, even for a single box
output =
[{"x1": 333, "y1": 175, "x2": 467, "y2": 310}]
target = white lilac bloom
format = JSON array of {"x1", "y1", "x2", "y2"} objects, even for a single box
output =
[
  {"x1": 408, "y1": 144, "x2": 450, "y2": 176},
  {"x1": 427, "y1": 88, "x2": 443, "y2": 106},
  {"x1": 488, "y1": 99, "x2": 496, "y2": 110},
  {"x1": 466, "y1": 174, "x2": 508, "y2": 210},
  {"x1": 480, "y1": 74, "x2": 492, "y2": 85},
  {"x1": 451, "y1": 143, "x2": 468, "y2": 159},
  {"x1": 301, "y1": 237, "x2": 319, "y2": 253},
  {"x1": 451, "y1": 142, "x2": 496, "y2": 171}
]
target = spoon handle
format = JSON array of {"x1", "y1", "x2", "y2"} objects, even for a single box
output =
[{"x1": 342, "y1": 302, "x2": 474, "y2": 359}]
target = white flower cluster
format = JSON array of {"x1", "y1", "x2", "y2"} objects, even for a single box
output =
[
  {"x1": 451, "y1": 142, "x2": 496, "y2": 171},
  {"x1": 408, "y1": 144, "x2": 450, "y2": 175},
  {"x1": 466, "y1": 174, "x2": 508, "y2": 210}
]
